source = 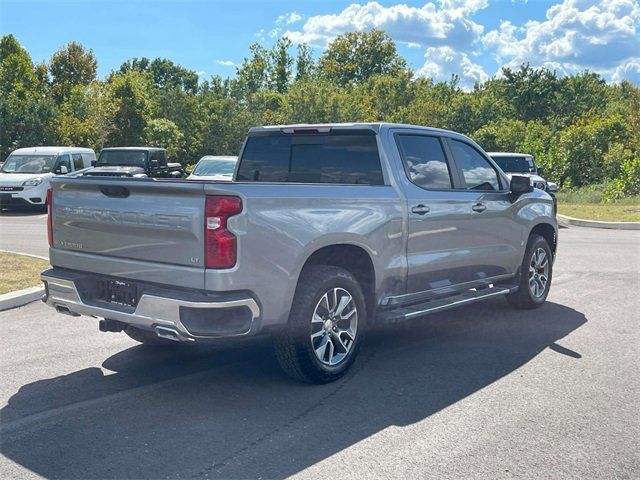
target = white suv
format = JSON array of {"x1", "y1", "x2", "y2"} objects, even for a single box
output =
[{"x1": 0, "y1": 146, "x2": 96, "y2": 209}]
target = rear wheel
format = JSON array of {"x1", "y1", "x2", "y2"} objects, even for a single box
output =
[
  {"x1": 507, "y1": 234, "x2": 553, "y2": 309},
  {"x1": 274, "y1": 266, "x2": 366, "y2": 384}
]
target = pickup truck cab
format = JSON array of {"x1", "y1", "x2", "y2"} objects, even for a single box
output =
[
  {"x1": 41, "y1": 124, "x2": 557, "y2": 383},
  {"x1": 84, "y1": 147, "x2": 184, "y2": 178},
  {"x1": 0, "y1": 146, "x2": 95, "y2": 210}
]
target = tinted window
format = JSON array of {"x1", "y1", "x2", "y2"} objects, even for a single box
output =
[
  {"x1": 491, "y1": 155, "x2": 534, "y2": 173},
  {"x1": 450, "y1": 141, "x2": 500, "y2": 191},
  {"x1": 150, "y1": 150, "x2": 167, "y2": 166},
  {"x1": 72, "y1": 153, "x2": 83, "y2": 170},
  {"x1": 397, "y1": 135, "x2": 452, "y2": 189},
  {"x1": 237, "y1": 134, "x2": 384, "y2": 185}
]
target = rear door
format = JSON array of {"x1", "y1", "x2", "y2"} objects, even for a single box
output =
[{"x1": 394, "y1": 131, "x2": 482, "y2": 294}]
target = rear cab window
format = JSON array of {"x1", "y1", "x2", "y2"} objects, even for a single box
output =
[{"x1": 236, "y1": 130, "x2": 384, "y2": 185}]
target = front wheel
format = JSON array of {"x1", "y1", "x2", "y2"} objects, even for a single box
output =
[
  {"x1": 273, "y1": 265, "x2": 366, "y2": 384},
  {"x1": 507, "y1": 234, "x2": 553, "y2": 309}
]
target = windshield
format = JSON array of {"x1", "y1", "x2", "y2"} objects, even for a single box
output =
[
  {"x1": 491, "y1": 156, "x2": 535, "y2": 173},
  {"x1": 192, "y1": 159, "x2": 237, "y2": 176},
  {"x1": 1, "y1": 154, "x2": 57, "y2": 174},
  {"x1": 97, "y1": 150, "x2": 147, "y2": 167}
]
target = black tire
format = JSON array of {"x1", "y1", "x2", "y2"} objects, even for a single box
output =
[
  {"x1": 507, "y1": 234, "x2": 553, "y2": 309},
  {"x1": 273, "y1": 265, "x2": 366, "y2": 384},
  {"x1": 124, "y1": 325, "x2": 176, "y2": 346}
]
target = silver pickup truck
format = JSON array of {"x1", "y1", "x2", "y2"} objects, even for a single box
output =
[{"x1": 41, "y1": 123, "x2": 557, "y2": 383}]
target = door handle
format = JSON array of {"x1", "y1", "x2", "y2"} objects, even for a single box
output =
[
  {"x1": 411, "y1": 204, "x2": 430, "y2": 215},
  {"x1": 472, "y1": 203, "x2": 487, "y2": 213}
]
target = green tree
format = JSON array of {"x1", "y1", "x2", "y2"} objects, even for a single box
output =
[
  {"x1": 49, "y1": 41, "x2": 98, "y2": 104},
  {"x1": 236, "y1": 43, "x2": 269, "y2": 97},
  {"x1": 0, "y1": 34, "x2": 55, "y2": 159},
  {"x1": 143, "y1": 118, "x2": 184, "y2": 158},
  {"x1": 295, "y1": 44, "x2": 315, "y2": 81},
  {"x1": 501, "y1": 64, "x2": 560, "y2": 122},
  {"x1": 268, "y1": 37, "x2": 293, "y2": 93},
  {"x1": 318, "y1": 30, "x2": 407, "y2": 86},
  {"x1": 107, "y1": 71, "x2": 153, "y2": 146},
  {"x1": 119, "y1": 57, "x2": 199, "y2": 94}
]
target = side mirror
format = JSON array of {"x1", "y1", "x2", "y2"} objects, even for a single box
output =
[
  {"x1": 91, "y1": 160, "x2": 97, "y2": 167},
  {"x1": 510, "y1": 175, "x2": 533, "y2": 195},
  {"x1": 150, "y1": 159, "x2": 159, "y2": 169},
  {"x1": 537, "y1": 166, "x2": 545, "y2": 176},
  {"x1": 547, "y1": 182, "x2": 558, "y2": 193},
  {"x1": 55, "y1": 165, "x2": 69, "y2": 175}
]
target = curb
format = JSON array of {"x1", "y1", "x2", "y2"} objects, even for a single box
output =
[
  {"x1": 0, "y1": 285, "x2": 45, "y2": 311},
  {"x1": 557, "y1": 214, "x2": 640, "y2": 230}
]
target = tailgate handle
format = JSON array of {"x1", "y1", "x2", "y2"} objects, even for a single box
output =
[{"x1": 100, "y1": 185, "x2": 130, "y2": 198}]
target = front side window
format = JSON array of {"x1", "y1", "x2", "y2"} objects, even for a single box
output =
[
  {"x1": 1, "y1": 154, "x2": 57, "y2": 174},
  {"x1": 56, "y1": 154, "x2": 71, "y2": 171},
  {"x1": 396, "y1": 135, "x2": 452, "y2": 189},
  {"x1": 237, "y1": 133, "x2": 384, "y2": 185},
  {"x1": 450, "y1": 140, "x2": 500, "y2": 191}
]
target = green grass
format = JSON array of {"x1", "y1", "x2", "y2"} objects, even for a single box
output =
[
  {"x1": 554, "y1": 185, "x2": 640, "y2": 222},
  {"x1": 558, "y1": 203, "x2": 640, "y2": 222},
  {"x1": 0, "y1": 252, "x2": 50, "y2": 295}
]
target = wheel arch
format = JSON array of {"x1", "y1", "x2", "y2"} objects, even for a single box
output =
[
  {"x1": 299, "y1": 243, "x2": 376, "y2": 318},
  {"x1": 529, "y1": 222, "x2": 557, "y2": 258}
]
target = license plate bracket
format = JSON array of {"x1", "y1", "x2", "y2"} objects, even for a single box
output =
[{"x1": 98, "y1": 279, "x2": 138, "y2": 308}]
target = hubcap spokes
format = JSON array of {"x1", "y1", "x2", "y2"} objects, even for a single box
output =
[
  {"x1": 528, "y1": 248, "x2": 549, "y2": 298},
  {"x1": 311, "y1": 287, "x2": 358, "y2": 366}
]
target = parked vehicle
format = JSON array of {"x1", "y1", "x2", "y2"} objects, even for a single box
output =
[
  {"x1": 41, "y1": 123, "x2": 557, "y2": 383},
  {"x1": 0, "y1": 146, "x2": 95, "y2": 210},
  {"x1": 83, "y1": 147, "x2": 184, "y2": 178},
  {"x1": 487, "y1": 152, "x2": 557, "y2": 193},
  {"x1": 187, "y1": 156, "x2": 237, "y2": 181}
]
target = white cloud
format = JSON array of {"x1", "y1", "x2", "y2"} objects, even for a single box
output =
[
  {"x1": 276, "y1": 11, "x2": 303, "y2": 25},
  {"x1": 285, "y1": 1, "x2": 487, "y2": 50},
  {"x1": 417, "y1": 46, "x2": 488, "y2": 88},
  {"x1": 612, "y1": 57, "x2": 640, "y2": 83},
  {"x1": 482, "y1": 0, "x2": 640, "y2": 81},
  {"x1": 216, "y1": 60, "x2": 238, "y2": 67}
]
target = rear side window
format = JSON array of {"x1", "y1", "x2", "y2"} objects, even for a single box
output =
[
  {"x1": 449, "y1": 140, "x2": 501, "y2": 191},
  {"x1": 396, "y1": 135, "x2": 452, "y2": 189},
  {"x1": 72, "y1": 153, "x2": 83, "y2": 170},
  {"x1": 236, "y1": 133, "x2": 384, "y2": 185}
]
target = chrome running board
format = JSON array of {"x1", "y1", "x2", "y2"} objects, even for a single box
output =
[{"x1": 378, "y1": 285, "x2": 514, "y2": 323}]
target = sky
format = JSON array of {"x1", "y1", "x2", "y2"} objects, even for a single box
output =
[{"x1": 1, "y1": 0, "x2": 639, "y2": 88}]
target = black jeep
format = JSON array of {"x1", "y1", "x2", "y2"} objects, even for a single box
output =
[{"x1": 84, "y1": 147, "x2": 184, "y2": 178}]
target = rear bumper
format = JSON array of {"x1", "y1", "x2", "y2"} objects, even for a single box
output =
[{"x1": 41, "y1": 268, "x2": 261, "y2": 342}]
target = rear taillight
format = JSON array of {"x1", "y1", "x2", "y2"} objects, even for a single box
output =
[
  {"x1": 46, "y1": 188, "x2": 53, "y2": 247},
  {"x1": 205, "y1": 195, "x2": 242, "y2": 269}
]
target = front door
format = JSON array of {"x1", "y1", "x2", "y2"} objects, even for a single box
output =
[{"x1": 393, "y1": 131, "x2": 522, "y2": 296}]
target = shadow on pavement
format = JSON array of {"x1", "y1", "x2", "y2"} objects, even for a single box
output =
[{"x1": 0, "y1": 299, "x2": 586, "y2": 479}]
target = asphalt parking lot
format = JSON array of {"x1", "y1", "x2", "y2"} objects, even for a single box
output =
[{"x1": 0, "y1": 216, "x2": 638, "y2": 479}]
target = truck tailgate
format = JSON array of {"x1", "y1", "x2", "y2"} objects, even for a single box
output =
[{"x1": 50, "y1": 178, "x2": 206, "y2": 268}]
